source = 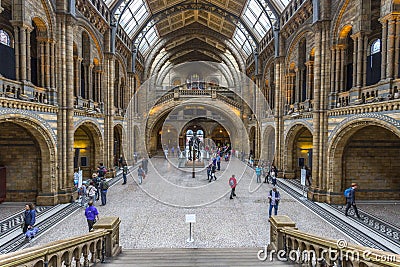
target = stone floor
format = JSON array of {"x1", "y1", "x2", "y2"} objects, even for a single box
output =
[
  {"x1": 357, "y1": 203, "x2": 400, "y2": 228},
  {"x1": 25, "y1": 157, "x2": 356, "y2": 250}
]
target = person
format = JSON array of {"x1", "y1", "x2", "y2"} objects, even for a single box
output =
[
  {"x1": 118, "y1": 155, "x2": 123, "y2": 168},
  {"x1": 264, "y1": 162, "x2": 271, "y2": 183},
  {"x1": 134, "y1": 152, "x2": 138, "y2": 163},
  {"x1": 87, "y1": 180, "x2": 97, "y2": 202},
  {"x1": 216, "y1": 154, "x2": 221, "y2": 170},
  {"x1": 142, "y1": 157, "x2": 148, "y2": 174},
  {"x1": 271, "y1": 170, "x2": 277, "y2": 186},
  {"x1": 305, "y1": 166, "x2": 312, "y2": 186},
  {"x1": 255, "y1": 165, "x2": 262, "y2": 183},
  {"x1": 209, "y1": 164, "x2": 217, "y2": 182},
  {"x1": 171, "y1": 146, "x2": 175, "y2": 157},
  {"x1": 268, "y1": 186, "x2": 281, "y2": 218},
  {"x1": 345, "y1": 182, "x2": 361, "y2": 219},
  {"x1": 97, "y1": 163, "x2": 107, "y2": 178},
  {"x1": 85, "y1": 200, "x2": 99, "y2": 232},
  {"x1": 138, "y1": 165, "x2": 145, "y2": 185},
  {"x1": 122, "y1": 163, "x2": 128, "y2": 185},
  {"x1": 99, "y1": 177, "x2": 109, "y2": 206},
  {"x1": 229, "y1": 175, "x2": 237, "y2": 199},
  {"x1": 23, "y1": 203, "x2": 36, "y2": 234},
  {"x1": 206, "y1": 164, "x2": 212, "y2": 181},
  {"x1": 91, "y1": 173, "x2": 100, "y2": 201},
  {"x1": 78, "y1": 184, "x2": 87, "y2": 207}
]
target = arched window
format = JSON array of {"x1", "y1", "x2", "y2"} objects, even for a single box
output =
[
  {"x1": 0, "y1": 30, "x2": 10, "y2": 46},
  {"x1": 366, "y1": 39, "x2": 381, "y2": 86}
]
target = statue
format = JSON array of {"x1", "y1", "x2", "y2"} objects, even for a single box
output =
[{"x1": 189, "y1": 132, "x2": 201, "y2": 161}]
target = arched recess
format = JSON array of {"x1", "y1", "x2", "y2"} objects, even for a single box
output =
[
  {"x1": 31, "y1": 17, "x2": 49, "y2": 89},
  {"x1": 114, "y1": 124, "x2": 123, "y2": 168},
  {"x1": 285, "y1": 124, "x2": 313, "y2": 179},
  {"x1": 0, "y1": 116, "x2": 57, "y2": 205},
  {"x1": 328, "y1": 120, "x2": 400, "y2": 202},
  {"x1": 74, "y1": 122, "x2": 103, "y2": 178},
  {"x1": 261, "y1": 126, "x2": 275, "y2": 164}
]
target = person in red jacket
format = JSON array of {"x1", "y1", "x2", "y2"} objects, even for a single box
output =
[{"x1": 229, "y1": 175, "x2": 237, "y2": 199}]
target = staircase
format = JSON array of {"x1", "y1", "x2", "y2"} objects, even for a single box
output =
[{"x1": 100, "y1": 248, "x2": 293, "y2": 267}]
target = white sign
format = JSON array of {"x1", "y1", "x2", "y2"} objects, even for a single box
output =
[
  {"x1": 300, "y1": 169, "x2": 306, "y2": 186},
  {"x1": 185, "y1": 214, "x2": 196, "y2": 223}
]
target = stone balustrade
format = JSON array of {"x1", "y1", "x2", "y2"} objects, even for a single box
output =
[
  {"x1": 0, "y1": 76, "x2": 50, "y2": 105},
  {"x1": 329, "y1": 99, "x2": 400, "y2": 116},
  {"x1": 268, "y1": 216, "x2": 399, "y2": 267},
  {"x1": 0, "y1": 217, "x2": 121, "y2": 267}
]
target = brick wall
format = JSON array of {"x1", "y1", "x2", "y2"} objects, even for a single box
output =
[
  {"x1": 344, "y1": 126, "x2": 400, "y2": 200},
  {"x1": 0, "y1": 122, "x2": 39, "y2": 202}
]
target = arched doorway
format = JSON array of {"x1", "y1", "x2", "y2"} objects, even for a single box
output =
[
  {"x1": 285, "y1": 125, "x2": 313, "y2": 179},
  {"x1": 74, "y1": 123, "x2": 102, "y2": 178},
  {"x1": 261, "y1": 126, "x2": 275, "y2": 164},
  {"x1": 114, "y1": 125, "x2": 123, "y2": 168},
  {"x1": 210, "y1": 125, "x2": 230, "y2": 149},
  {"x1": 342, "y1": 126, "x2": 400, "y2": 200},
  {"x1": 0, "y1": 119, "x2": 56, "y2": 204}
]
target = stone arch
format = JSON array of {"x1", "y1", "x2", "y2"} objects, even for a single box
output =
[
  {"x1": 284, "y1": 124, "x2": 313, "y2": 179},
  {"x1": 114, "y1": 124, "x2": 123, "y2": 168},
  {"x1": 327, "y1": 116, "x2": 400, "y2": 203},
  {"x1": 0, "y1": 114, "x2": 57, "y2": 205},
  {"x1": 74, "y1": 120, "x2": 104, "y2": 178},
  {"x1": 261, "y1": 126, "x2": 275, "y2": 164},
  {"x1": 76, "y1": 23, "x2": 104, "y2": 63}
]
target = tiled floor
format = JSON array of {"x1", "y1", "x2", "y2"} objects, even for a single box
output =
[{"x1": 26, "y1": 157, "x2": 355, "y2": 249}]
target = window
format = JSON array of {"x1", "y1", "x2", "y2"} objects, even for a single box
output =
[
  {"x1": 371, "y1": 39, "x2": 381, "y2": 55},
  {"x1": 242, "y1": 0, "x2": 272, "y2": 40},
  {"x1": 118, "y1": 0, "x2": 150, "y2": 38},
  {"x1": 138, "y1": 25, "x2": 159, "y2": 55},
  {"x1": 0, "y1": 30, "x2": 10, "y2": 46}
]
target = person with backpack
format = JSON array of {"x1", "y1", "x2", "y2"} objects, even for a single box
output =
[
  {"x1": 99, "y1": 177, "x2": 109, "y2": 206},
  {"x1": 268, "y1": 186, "x2": 281, "y2": 218},
  {"x1": 97, "y1": 163, "x2": 108, "y2": 178},
  {"x1": 344, "y1": 182, "x2": 361, "y2": 219},
  {"x1": 229, "y1": 174, "x2": 237, "y2": 199},
  {"x1": 91, "y1": 173, "x2": 100, "y2": 201},
  {"x1": 85, "y1": 200, "x2": 99, "y2": 231}
]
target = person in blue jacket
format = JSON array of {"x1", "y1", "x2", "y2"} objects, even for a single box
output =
[
  {"x1": 23, "y1": 203, "x2": 36, "y2": 234},
  {"x1": 345, "y1": 182, "x2": 361, "y2": 219}
]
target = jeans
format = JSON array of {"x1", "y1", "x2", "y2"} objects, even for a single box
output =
[
  {"x1": 345, "y1": 202, "x2": 360, "y2": 218},
  {"x1": 230, "y1": 187, "x2": 236, "y2": 198},
  {"x1": 123, "y1": 173, "x2": 127, "y2": 184},
  {"x1": 139, "y1": 175, "x2": 143, "y2": 184},
  {"x1": 217, "y1": 162, "x2": 220, "y2": 170},
  {"x1": 87, "y1": 219, "x2": 95, "y2": 232},
  {"x1": 269, "y1": 203, "x2": 278, "y2": 217},
  {"x1": 256, "y1": 174, "x2": 261, "y2": 183},
  {"x1": 101, "y1": 190, "x2": 107, "y2": 205}
]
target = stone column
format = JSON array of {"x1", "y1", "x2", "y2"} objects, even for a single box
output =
[
  {"x1": 13, "y1": 26, "x2": 19, "y2": 80},
  {"x1": 395, "y1": 17, "x2": 400, "y2": 79},
  {"x1": 26, "y1": 26, "x2": 31, "y2": 82},
  {"x1": 356, "y1": 33, "x2": 364, "y2": 88},
  {"x1": 381, "y1": 18, "x2": 388, "y2": 80},
  {"x1": 97, "y1": 69, "x2": 102, "y2": 104},
  {"x1": 19, "y1": 26, "x2": 27, "y2": 81},
  {"x1": 363, "y1": 36, "x2": 368, "y2": 87},
  {"x1": 104, "y1": 53, "x2": 115, "y2": 168},
  {"x1": 305, "y1": 61, "x2": 314, "y2": 99},
  {"x1": 274, "y1": 56, "x2": 285, "y2": 171},
  {"x1": 40, "y1": 40, "x2": 45, "y2": 87},
  {"x1": 387, "y1": 17, "x2": 396, "y2": 79},
  {"x1": 351, "y1": 34, "x2": 357, "y2": 89},
  {"x1": 45, "y1": 41, "x2": 51, "y2": 88},
  {"x1": 340, "y1": 48, "x2": 345, "y2": 91},
  {"x1": 88, "y1": 64, "x2": 94, "y2": 100}
]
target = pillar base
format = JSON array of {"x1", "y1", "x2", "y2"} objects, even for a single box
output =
[
  {"x1": 56, "y1": 188, "x2": 76, "y2": 204},
  {"x1": 36, "y1": 194, "x2": 58, "y2": 206}
]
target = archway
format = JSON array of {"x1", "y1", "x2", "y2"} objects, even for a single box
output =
[
  {"x1": 285, "y1": 125, "x2": 313, "y2": 179},
  {"x1": 0, "y1": 118, "x2": 56, "y2": 204},
  {"x1": 210, "y1": 124, "x2": 230, "y2": 148},
  {"x1": 74, "y1": 123, "x2": 103, "y2": 178},
  {"x1": 340, "y1": 126, "x2": 400, "y2": 200},
  {"x1": 261, "y1": 126, "x2": 275, "y2": 164},
  {"x1": 114, "y1": 125, "x2": 123, "y2": 168}
]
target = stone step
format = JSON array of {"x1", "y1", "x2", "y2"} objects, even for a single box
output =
[{"x1": 101, "y1": 248, "x2": 294, "y2": 267}]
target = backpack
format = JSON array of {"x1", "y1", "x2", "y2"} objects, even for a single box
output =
[
  {"x1": 229, "y1": 179, "x2": 235, "y2": 186},
  {"x1": 102, "y1": 180, "x2": 109, "y2": 190},
  {"x1": 98, "y1": 167, "x2": 107, "y2": 177},
  {"x1": 344, "y1": 187, "x2": 351, "y2": 198}
]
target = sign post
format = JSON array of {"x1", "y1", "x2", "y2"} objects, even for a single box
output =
[
  {"x1": 300, "y1": 168, "x2": 307, "y2": 200},
  {"x1": 185, "y1": 214, "x2": 196, "y2": 242}
]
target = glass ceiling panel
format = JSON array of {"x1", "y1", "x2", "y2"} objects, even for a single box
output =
[
  {"x1": 119, "y1": 0, "x2": 151, "y2": 38},
  {"x1": 138, "y1": 25, "x2": 159, "y2": 55},
  {"x1": 233, "y1": 28, "x2": 252, "y2": 57},
  {"x1": 104, "y1": 0, "x2": 115, "y2": 7},
  {"x1": 273, "y1": 0, "x2": 291, "y2": 12},
  {"x1": 242, "y1": 0, "x2": 273, "y2": 40}
]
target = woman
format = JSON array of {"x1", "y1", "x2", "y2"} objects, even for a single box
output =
[
  {"x1": 87, "y1": 181, "x2": 97, "y2": 202},
  {"x1": 23, "y1": 203, "x2": 36, "y2": 234}
]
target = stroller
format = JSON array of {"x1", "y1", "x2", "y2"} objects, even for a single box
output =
[{"x1": 25, "y1": 227, "x2": 39, "y2": 240}]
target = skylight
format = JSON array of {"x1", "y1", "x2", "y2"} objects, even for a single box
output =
[
  {"x1": 242, "y1": 0, "x2": 273, "y2": 40},
  {"x1": 138, "y1": 25, "x2": 159, "y2": 55},
  {"x1": 232, "y1": 28, "x2": 253, "y2": 56},
  {"x1": 117, "y1": 0, "x2": 151, "y2": 38}
]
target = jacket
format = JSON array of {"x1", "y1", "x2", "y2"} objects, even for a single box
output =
[
  {"x1": 24, "y1": 209, "x2": 36, "y2": 226},
  {"x1": 229, "y1": 177, "x2": 237, "y2": 188},
  {"x1": 347, "y1": 188, "x2": 356, "y2": 204},
  {"x1": 268, "y1": 190, "x2": 280, "y2": 204}
]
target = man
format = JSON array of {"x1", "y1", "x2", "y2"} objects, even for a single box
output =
[
  {"x1": 91, "y1": 173, "x2": 100, "y2": 201},
  {"x1": 96, "y1": 163, "x2": 107, "y2": 200},
  {"x1": 229, "y1": 175, "x2": 237, "y2": 199},
  {"x1": 216, "y1": 154, "x2": 221, "y2": 170},
  {"x1": 345, "y1": 182, "x2": 361, "y2": 219},
  {"x1": 268, "y1": 186, "x2": 280, "y2": 218},
  {"x1": 122, "y1": 163, "x2": 128, "y2": 185},
  {"x1": 87, "y1": 179, "x2": 98, "y2": 202},
  {"x1": 85, "y1": 200, "x2": 99, "y2": 232},
  {"x1": 209, "y1": 164, "x2": 217, "y2": 182},
  {"x1": 23, "y1": 203, "x2": 35, "y2": 234},
  {"x1": 99, "y1": 177, "x2": 109, "y2": 206},
  {"x1": 206, "y1": 164, "x2": 212, "y2": 181},
  {"x1": 255, "y1": 165, "x2": 262, "y2": 183}
]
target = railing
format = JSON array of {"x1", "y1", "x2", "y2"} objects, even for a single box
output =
[
  {"x1": 329, "y1": 99, "x2": 400, "y2": 116},
  {"x1": 179, "y1": 89, "x2": 211, "y2": 96},
  {"x1": 216, "y1": 94, "x2": 242, "y2": 110},
  {"x1": 0, "y1": 216, "x2": 121, "y2": 267},
  {"x1": 268, "y1": 216, "x2": 400, "y2": 267},
  {"x1": 0, "y1": 76, "x2": 50, "y2": 105},
  {"x1": 280, "y1": 0, "x2": 310, "y2": 28}
]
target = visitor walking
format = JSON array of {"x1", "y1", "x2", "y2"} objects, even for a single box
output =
[
  {"x1": 122, "y1": 163, "x2": 128, "y2": 185},
  {"x1": 209, "y1": 164, "x2": 217, "y2": 182},
  {"x1": 344, "y1": 182, "x2": 361, "y2": 219},
  {"x1": 138, "y1": 165, "x2": 145, "y2": 185},
  {"x1": 207, "y1": 164, "x2": 212, "y2": 181},
  {"x1": 99, "y1": 178, "x2": 109, "y2": 206},
  {"x1": 229, "y1": 175, "x2": 237, "y2": 199},
  {"x1": 87, "y1": 180, "x2": 97, "y2": 203},
  {"x1": 84, "y1": 200, "x2": 99, "y2": 232},
  {"x1": 268, "y1": 186, "x2": 280, "y2": 218},
  {"x1": 216, "y1": 154, "x2": 221, "y2": 170},
  {"x1": 255, "y1": 165, "x2": 262, "y2": 183},
  {"x1": 23, "y1": 203, "x2": 36, "y2": 234},
  {"x1": 142, "y1": 157, "x2": 148, "y2": 174}
]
